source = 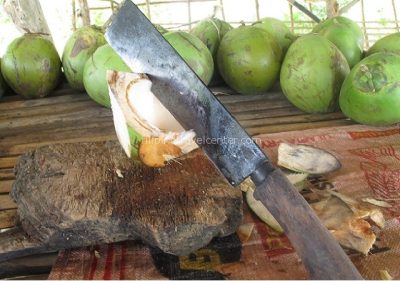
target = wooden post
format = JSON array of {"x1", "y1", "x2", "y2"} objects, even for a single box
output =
[
  {"x1": 72, "y1": 0, "x2": 77, "y2": 31},
  {"x1": 360, "y1": 0, "x2": 369, "y2": 48},
  {"x1": 255, "y1": 0, "x2": 260, "y2": 21},
  {"x1": 326, "y1": 0, "x2": 339, "y2": 18},
  {"x1": 145, "y1": 0, "x2": 152, "y2": 20},
  {"x1": 3, "y1": 0, "x2": 52, "y2": 38},
  {"x1": 289, "y1": 2, "x2": 294, "y2": 33},
  {"x1": 187, "y1": 0, "x2": 192, "y2": 30},
  {"x1": 77, "y1": 0, "x2": 90, "y2": 26},
  {"x1": 392, "y1": 0, "x2": 399, "y2": 32},
  {"x1": 219, "y1": 0, "x2": 226, "y2": 20}
]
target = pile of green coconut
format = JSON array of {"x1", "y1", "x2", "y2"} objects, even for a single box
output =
[{"x1": 1, "y1": 15, "x2": 400, "y2": 155}]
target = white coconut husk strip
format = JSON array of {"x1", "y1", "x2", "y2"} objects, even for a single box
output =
[{"x1": 107, "y1": 70, "x2": 198, "y2": 167}]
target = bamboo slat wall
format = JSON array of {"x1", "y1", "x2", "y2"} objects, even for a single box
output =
[{"x1": 72, "y1": 0, "x2": 400, "y2": 49}]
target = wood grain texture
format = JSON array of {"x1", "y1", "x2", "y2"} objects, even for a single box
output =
[
  {"x1": 0, "y1": 180, "x2": 13, "y2": 194},
  {"x1": 0, "y1": 195, "x2": 16, "y2": 211},
  {"x1": 0, "y1": 209, "x2": 17, "y2": 229}
]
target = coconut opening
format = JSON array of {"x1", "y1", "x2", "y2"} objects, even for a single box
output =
[
  {"x1": 126, "y1": 78, "x2": 183, "y2": 132},
  {"x1": 107, "y1": 70, "x2": 198, "y2": 167}
]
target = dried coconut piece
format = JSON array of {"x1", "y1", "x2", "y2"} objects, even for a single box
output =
[
  {"x1": 237, "y1": 223, "x2": 255, "y2": 242},
  {"x1": 278, "y1": 143, "x2": 341, "y2": 174},
  {"x1": 311, "y1": 191, "x2": 386, "y2": 255},
  {"x1": 362, "y1": 198, "x2": 393, "y2": 208},
  {"x1": 107, "y1": 70, "x2": 198, "y2": 167},
  {"x1": 380, "y1": 270, "x2": 393, "y2": 280},
  {"x1": 245, "y1": 187, "x2": 284, "y2": 233}
]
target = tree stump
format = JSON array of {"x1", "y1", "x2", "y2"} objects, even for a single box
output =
[{"x1": 9, "y1": 141, "x2": 242, "y2": 258}]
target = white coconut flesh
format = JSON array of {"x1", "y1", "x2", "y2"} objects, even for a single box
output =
[
  {"x1": 278, "y1": 143, "x2": 341, "y2": 175},
  {"x1": 107, "y1": 70, "x2": 198, "y2": 167}
]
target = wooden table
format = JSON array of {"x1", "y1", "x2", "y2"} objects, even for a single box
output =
[{"x1": 0, "y1": 86, "x2": 355, "y2": 279}]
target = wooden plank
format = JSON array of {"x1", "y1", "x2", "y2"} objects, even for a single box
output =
[
  {"x1": 0, "y1": 99, "x2": 99, "y2": 120},
  {"x1": 0, "y1": 169, "x2": 14, "y2": 181},
  {"x1": 233, "y1": 107, "x2": 304, "y2": 121},
  {"x1": 0, "y1": 157, "x2": 17, "y2": 169},
  {"x1": 0, "y1": 120, "x2": 115, "y2": 150},
  {"x1": 0, "y1": 180, "x2": 13, "y2": 194},
  {"x1": 0, "y1": 132, "x2": 117, "y2": 157},
  {"x1": 225, "y1": 99, "x2": 293, "y2": 113},
  {"x1": 239, "y1": 111, "x2": 346, "y2": 128},
  {"x1": 0, "y1": 194, "x2": 17, "y2": 211},
  {"x1": 217, "y1": 91, "x2": 285, "y2": 104},
  {"x1": 0, "y1": 106, "x2": 111, "y2": 131},
  {"x1": 0, "y1": 93, "x2": 88, "y2": 111},
  {"x1": 247, "y1": 119, "x2": 354, "y2": 135},
  {"x1": 0, "y1": 209, "x2": 17, "y2": 229}
]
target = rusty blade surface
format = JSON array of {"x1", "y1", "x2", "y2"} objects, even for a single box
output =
[{"x1": 105, "y1": 0, "x2": 268, "y2": 186}]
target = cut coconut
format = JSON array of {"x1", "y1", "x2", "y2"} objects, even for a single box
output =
[
  {"x1": 283, "y1": 171, "x2": 309, "y2": 192},
  {"x1": 244, "y1": 171, "x2": 308, "y2": 233},
  {"x1": 108, "y1": 70, "x2": 198, "y2": 167},
  {"x1": 278, "y1": 143, "x2": 341, "y2": 174},
  {"x1": 246, "y1": 187, "x2": 284, "y2": 233}
]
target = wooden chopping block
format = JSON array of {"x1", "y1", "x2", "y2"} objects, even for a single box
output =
[{"x1": 0, "y1": 141, "x2": 242, "y2": 261}]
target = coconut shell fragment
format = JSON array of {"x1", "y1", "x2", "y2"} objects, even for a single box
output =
[{"x1": 278, "y1": 143, "x2": 341, "y2": 174}]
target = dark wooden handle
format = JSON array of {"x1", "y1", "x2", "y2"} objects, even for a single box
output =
[{"x1": 252, "y1": 166, "x2": 363, "y2": 280}]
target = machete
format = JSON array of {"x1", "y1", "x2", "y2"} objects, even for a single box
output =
[{"x1": 105, "y1": 1, "x2": 362, "y2": 279}]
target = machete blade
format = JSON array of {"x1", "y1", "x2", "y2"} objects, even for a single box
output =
[{"x1": 105, "y1": 0, "x2": 268, "y2": 186}]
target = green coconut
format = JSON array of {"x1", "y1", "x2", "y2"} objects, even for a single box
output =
[
  {"x1": 164, "y1": 31, "x2": 214, "y2": 85},
  {"x1": 190, "y1": 17, "x2": 232, "y2": 84},
  {"x1": 253, "y1": 17, "x2": 296, "y2": 54},
  {"x1": 317, "y1": 20, "x2": 363, "y2": 68},
  {"x1": 217, "y1": 26, "x2": 282, "y2": 95},
  {"x1": 190, "y1": 17, "x2": 232, "y2": 58},
  {"x1": 339, "y1": 53, "x2": 400, "y2": 126},
  {"x1": 0, "y1": 58, "x2": 7, "y2": 98},
  {"x1": 280, "y1": 34, "x2": 350, "y2": 113},
  {"x1": 62, "y1": 25, "x2": 106, "y2": 91},
  {"x1": 366, "y1": 32, "x2": 400, "y2": 57},
  {"x1": 154, "y1": 24, "x2": 168, "y2": 34},
  {"x1": 312, "y1": 16, "x2": 364, "y2": 50},
  {"x1": 1, "y1": 34, "x2": 61, "y2": 99},
  {"x1": 83, "y1": 44, "x2": 131, "y2": 107}
]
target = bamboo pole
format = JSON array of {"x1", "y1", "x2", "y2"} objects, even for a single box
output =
[
  {"x1": 77, "y1": 0, "x2": 91, "y2": 26},
  {"x1": 145, "y1": 0, "x2": 152, "y2": 20},
  {"x1": 219, "y1": 0, "x2": 226, "y2": 20},
  {"x1": 289, "y1": 2, "x2": 295, "y2": 33},
  {"x1": 187, "y1": 0, "x2": 192, "y2": 30},
  {"x1": 255, "y1": 0, "x2": 260, "y2": 21},
  {"x1": 392, "y1": 0, "x2": 399, "y2": 32},
  {"x1": 72, "y1": 0, "x2": 77, "y2": 31},
  {"x1": 286, "y1": 0, "x2": 321, "y2": 22},
  {"x1": 360, "y1": 0, "x2": 369, "y2": 49}
]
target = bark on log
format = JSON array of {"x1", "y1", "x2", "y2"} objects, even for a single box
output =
[
  {"x1": 7, "y1": 141, "x2": 242, "y2": 259},
  {"x1": 3, "y1": 0, "x2": 52, "y2": 39}
]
